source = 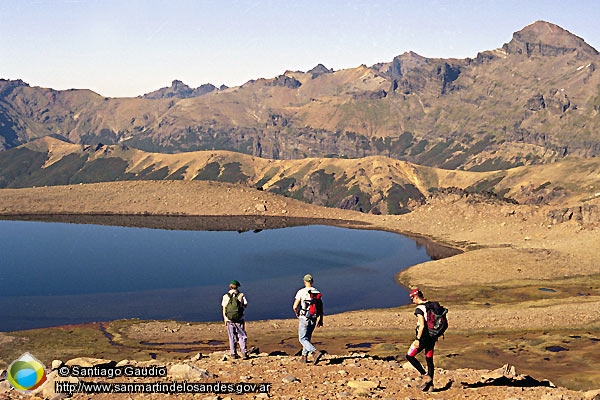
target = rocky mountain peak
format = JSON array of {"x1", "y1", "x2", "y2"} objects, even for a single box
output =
[
  {"x1": 503, "y1": 20, "x2": 598, "y2": 57},
  {"x1": 0, "y1": 78, "x2": 30, "y2": 97},
  {"x1": 307, "y1": 63, "x2": 333, "y2": 78},
  {"x1": 170, "y1": 79, "x2": 189, "y2": 91},
  {"x1": 142, "y1": 80, "x2": 216, "y2": 99},
  {"x1": 268, "y1": 74, "x2": 302, "y2": 89}
]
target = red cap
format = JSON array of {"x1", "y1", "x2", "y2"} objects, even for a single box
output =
[{"x1": 409, "y1": 288, "x2": 422, "y2": 299}]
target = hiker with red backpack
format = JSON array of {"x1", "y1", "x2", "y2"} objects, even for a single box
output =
[
  {"x1": 292, "y1": 274, "x2": 326, "y2": 364},
  {"x1": 406, "y1": 287, "x2": 448, "y2": 392},
  {"x1": 221, "y1": 279, "x2": 249, "y2": 360}
]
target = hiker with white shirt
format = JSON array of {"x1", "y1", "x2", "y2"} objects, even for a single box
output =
[{"x1": 292, "y1": 274, "x2": 325, "y2": 364}]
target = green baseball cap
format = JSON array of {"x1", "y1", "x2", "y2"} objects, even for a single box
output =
[
  {"x1": 303, "y1": 274, "x2": 313, "y2": 282},
  {"x1": 229, "y1": 280, "x2": 241, "y2": 287}
]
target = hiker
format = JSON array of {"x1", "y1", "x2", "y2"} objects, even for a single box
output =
[
  {"x1": 292, "y1": 274, "x2": 325, "y2": 364},
  {"x1": 406, "y1": 287, "x2": 438, "y2": 392},
  {"x1": 221, "y1": 279, "x2": 248, "y2": 359}
]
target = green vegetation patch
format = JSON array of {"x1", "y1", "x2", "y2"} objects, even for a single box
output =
[
  {"x1": 192, "y1": 162, "x2": 249, "y2": 183},
  {"x1": 137, "y1": 166, "x2": 170, "y2": 180},
  {"x1": 268, "y1": 177, "x2": 297, "y2": 197},
  {"x1": 124, "y1": 127, "x2": 256, "y2": 156},
  {"x1": 70, "y1": 158, "x2": 134, "y2": 183},
  {"x1": 254, "y1": 167, "x2": 279, "y2": 189},
  {"x1": 403, "y1": 274, "x2": 600, "y2": 307},
  {"x1": 0, "y1": 109, "x2": 21, "y2": 149},
  {"x1": 534, "y1": 181, "x2": 552, "y2": 192},
  {"x1": 194, "y1": 162, "x2": 221, "y2": 181},
  {"x1": 467, "y1": 176, "x2": 506, "y2": 194},
  {"x1": 469, "y1": 157, "x2": 524, "y2": 172},
  {"x1": 220, "y1": 162, "x2": 249, "y2": 183},
  {"x1": 0, "y1": 325, "x2": 137, "y2": 371},
  {"x1": 327, "y1": 183, "x2": 372, "y2": 212},
  {"x1": 80, "y1": 129, "x2": 118, "y2": 146},
  {"x1": 389, "y1": 131, "x2": 415, "y2": 157},
  {"x1": 290, "y1": 162, "x2": 317, "y2": 181},
  {"x1": 12, "y1": 153, "x2": 89, "y2": 188},
  {"x1": 0, "y1": 147, "x2": 48, "y2": 188},
  {"x1": 386, "y1": 183, "x2": 426, "y2": 215},
  {"x1": 167, "y1": 166, "x2": 188, "y2": 180},
  {"x1": 311, "y1": 169, "x2": 335, "y2": 193},
  {"x1": 284, "y1": 169, "x2": 373, "y2": 210},
  {"x1": 123, "y1": 136, "x2": 162, "y2": 153},
  {"x1": 367, "y1": 132, "x2": 424, "y2": 160},
  {"x1": 415, "y1": 139, "x2": 458, "y2": 166},
  {"x1": 372, "y1": 137, "x2": 387, "y2": 152},
  {"x1": 134, "y1": 164, "x2": 158, "y2": 179},
  {"x1": 409, "y1": 139, "x2": 428, "y2": 156}
]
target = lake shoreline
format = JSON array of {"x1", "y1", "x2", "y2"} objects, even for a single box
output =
[
  {"x1": 0, "y1": 212, "x2": 462, "y2": 255},
  {"x1": 0, "y1": 213, "x2": 460, "y2": 333}
]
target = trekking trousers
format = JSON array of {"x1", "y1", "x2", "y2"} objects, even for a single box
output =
[
  {"x1": 298, "y1": 316, "x2": 317, "y2": 356},
  {"x1": 226, "y1": 321, "x2": 247, "y2": 355},
  {"x1": 406, "y1": 338, "x2": 436, "y2": 379}
]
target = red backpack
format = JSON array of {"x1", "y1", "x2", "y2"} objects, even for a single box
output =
[{"x1": 304, "y1": 290, "x2": 323, "y2": 319}]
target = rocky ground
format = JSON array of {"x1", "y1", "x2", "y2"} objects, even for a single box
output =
[
  {"x1": 6, "y1": 351, "x2": 598, "y2": 400},
  {"x1": 0, "y1": 180, "x2": 599, "y2": 399}
]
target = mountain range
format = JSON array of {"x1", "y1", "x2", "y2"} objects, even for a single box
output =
[
  {"x1": 2, "y1": 21, "x2": 599, "y2": 167},
  {"x1": 1, "y1": 20, "x2": 599, "y2": 214}
]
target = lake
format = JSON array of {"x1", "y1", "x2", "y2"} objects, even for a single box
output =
[{"x1": 0, "y1": 218, "x2": 439, "y2": 331}]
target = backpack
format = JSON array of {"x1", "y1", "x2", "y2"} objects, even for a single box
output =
[
  {"x1": 424, "y1": 301, "x2": 448, "y2": 339},
  {"x1": 225, "y1": 292, "x2": 244, "y2": 322},
  {"x1": 303, "y1": 290, "x2": 323, "y2": 319}
]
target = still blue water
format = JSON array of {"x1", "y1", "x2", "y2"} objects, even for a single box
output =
[{"x1": 0, "y1": 220, "x2": 431, "y2": 331}]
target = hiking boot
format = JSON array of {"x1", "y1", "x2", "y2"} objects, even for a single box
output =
[
  {"x1": 420, "y1": 378, "x2": 433, "y2": 392},
  {"x1": 230, "y1": 353, "x2": 240, "y2": 360},
  {"x1": 242, "y1": 352, "x2": 250, "y2": 360},
  {"x1": 313, "y1": 350, "x2": 325, "y2": 365},
  {"x1": 300, "y1": 355, "x2": 308, "y2": 363}
]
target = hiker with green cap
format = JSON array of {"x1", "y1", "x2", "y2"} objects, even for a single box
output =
[
  {"x1": 292, "y1": 274, "x2": 326, "y2": 364},
  {"x1": 221, "y1": 279, "x2": 248, "y2": 359}
]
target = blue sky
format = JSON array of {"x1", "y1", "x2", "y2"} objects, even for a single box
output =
[{"x1": 1, "y1": 0, "x2": 598, "y2": 98}]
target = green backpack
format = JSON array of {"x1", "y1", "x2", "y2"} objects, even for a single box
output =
[{"x1": 225, "y1": 292, "x2": 244, "y2": 322}]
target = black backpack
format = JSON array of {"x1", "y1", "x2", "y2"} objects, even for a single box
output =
[
  {"x1": 424, "y1": 301, "x2": 448, "y2": 339},
  {"x1": 225, "y1": 292, "x2": 244, "y2": 322}
]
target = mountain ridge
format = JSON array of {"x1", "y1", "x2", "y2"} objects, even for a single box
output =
[
  {"x1": 1, "y1": 21, "x2": 599, "y2": 172},
  {"x1": 3, "y1": 135, "x2": 599, "y2": 215}
]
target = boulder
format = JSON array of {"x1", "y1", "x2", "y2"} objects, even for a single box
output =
[
  {"x1": 168, "y1": 364, "x2": 212, "y2": 380},
  {"x1": 282, "y1": 375, "x2": 300, "y2": 383},
  {"x1": 347, "y1": 380, "x2": 379, "y2": 389},
  {"x1": 31, "y1": 370, "x2": 79, "y2": 399},
  {"x1": 65, "y1": 357, "x2": 115, "y2": 368},
  {"x1": 0, "y1": 380, "x2": 11, "y2": 395}
]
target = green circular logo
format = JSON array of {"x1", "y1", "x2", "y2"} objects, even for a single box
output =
[{"x1": 7, "y1": 353, "x2": 47, "y2": 392}]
